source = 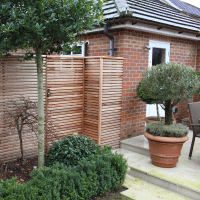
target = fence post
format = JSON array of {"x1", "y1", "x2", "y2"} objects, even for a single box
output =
[
  {"x1": 82, "y1": 59, "x2": 85, "y2": 135},
  {"x1": 98, "y1": 58, "x2": 103, "y2": 145},
  {"x1": 44, "y1": 56, "x2": 48, "y2": 153}
]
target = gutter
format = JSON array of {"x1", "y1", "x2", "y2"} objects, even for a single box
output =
[{"x1": 104, "y1": 24, "x2": 114, "y2": 56}]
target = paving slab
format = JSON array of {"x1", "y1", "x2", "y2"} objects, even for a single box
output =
[{"x1": 121, "y1": 175, "x2": 191, "y2": 200}]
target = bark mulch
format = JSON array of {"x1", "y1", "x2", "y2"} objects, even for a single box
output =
[{"x1": 0, "y1": 156, "x2": 38, "y2": 183}]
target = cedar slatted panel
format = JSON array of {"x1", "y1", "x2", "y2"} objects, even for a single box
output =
[
  {"x1": 0, "y1": 56, "x2": 47, "y2": 162},
  {"x1": 83, "y1": 58, "x2": 100, "y2": 144},
  {"x1": 46, "y1": 57, "x2": 84, "y2": 147},
  {"x1": 101, "y1": 58, "x2": 123, "y2": 148},
  {"x1": 83, "y1": 57, "x2": 123, "y2": 148}
]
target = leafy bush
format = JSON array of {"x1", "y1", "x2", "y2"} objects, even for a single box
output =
[
  {"x1": 0, "y1": 152, "x2": 128, "y2": 200},
  {"x1": 146, "y1": 121, "x2": 189, "y2": 137},
  {"x1": 45, "y1": 134, "x2": 103, "y2": 167}
]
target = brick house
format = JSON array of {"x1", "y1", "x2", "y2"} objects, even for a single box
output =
[{"x1": 79, "y1": 0, "x2": 200, "y2": 139}]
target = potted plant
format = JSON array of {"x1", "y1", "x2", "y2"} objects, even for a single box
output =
[{"x1": 137, "y1": 63, "x2": 200, "y2": 168}]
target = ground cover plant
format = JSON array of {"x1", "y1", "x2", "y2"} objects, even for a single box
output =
[
  {"x1": 146, "y1": 121, "x2": 189, "y2": 137},
  {"x1": 0, "y1": 135, "x2": 128, "y2": 199}
]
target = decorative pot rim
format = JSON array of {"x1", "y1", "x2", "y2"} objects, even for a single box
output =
[{"x1": 144, "y1": 132, "x2": 189, "y2": 143}]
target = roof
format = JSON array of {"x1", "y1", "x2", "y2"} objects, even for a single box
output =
[
  {"x1": 169, "y1": 0, "x2": 200, "y2": 16},
  {"x1": 102, "y1": 0, "x2": 200, "y2": 33}
]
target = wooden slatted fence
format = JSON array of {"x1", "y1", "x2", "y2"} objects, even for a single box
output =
[
  {"x1": 0, "y1": 56, "x2": 47, "y2": 162},
  {"x1": 0, "y1": 55, "x2": 123, "y2": 162}
]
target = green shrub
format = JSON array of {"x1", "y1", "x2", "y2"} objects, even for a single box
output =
[
  {"x1": 30, "y1": 153, "x2": 127, "y2": 199},
  {"x1": 0, "y1": 177, "x2": 39, "y2": 200},
  {"x1": 146, "y1": 121, "x2": 189, "y2": 137},
  {"x1": 45, "y1": 134, "x2": 103, "y2": 167},
  {"x1": 0, "y1": 135, "x2": 128, "y2": 200},
  {"x1": 0, "y1": 151, "x2": 128, "y2": 200}
]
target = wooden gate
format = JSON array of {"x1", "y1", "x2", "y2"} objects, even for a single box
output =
[{"x1": 45, "y1": 56, "x2": 84, "y2": 148}]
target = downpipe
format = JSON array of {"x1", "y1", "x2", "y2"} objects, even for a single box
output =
[{"x1": 104, "y1": 24, "x2": 114, "y2": 56}]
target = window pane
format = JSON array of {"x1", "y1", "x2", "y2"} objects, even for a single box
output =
[
  {"x1": 62, "y1": 50, "x2": 71, "y2": 55},
  {"x1": 152, "y1": 48, "x2": 166, "y2": 65},
  {"x1": 72, "y1": 46, "x2": 82, "y2": 54}
]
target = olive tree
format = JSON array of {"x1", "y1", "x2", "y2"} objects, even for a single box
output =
[
  {"x1": 0, "y1": 0, "x2": 104, "y2": 168},
  {"x1": 137, "y1": 63, "x2": 200, "y2": 125}
]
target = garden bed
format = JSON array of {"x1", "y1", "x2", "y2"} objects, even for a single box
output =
[{"x1": 0, "y1": 156, "x2": 130, "y2": 200}]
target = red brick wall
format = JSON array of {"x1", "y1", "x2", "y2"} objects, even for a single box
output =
[
  {"x1": 169, "y1": 38, "x2": 197, "y2": 123},
  {"x1": 81, "y1": 29, "x2": 197, "y2": 139}
]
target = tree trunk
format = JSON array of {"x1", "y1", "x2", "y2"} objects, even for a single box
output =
[
  {"x1": 17, "y1": 121, "x2": 24, "y2": 161},
  {"x1": 36, "y1": 48, "x2": 44, "y2": 168},
  {"x1": 18, "y1": 130, "x2": 24, "y2": 161},
  {"x1": 156, "y1": 104, "x2": 161, "y2": 121},
  {"x1": 165, "y1": 100, "x2": 172, "y2": 125}
]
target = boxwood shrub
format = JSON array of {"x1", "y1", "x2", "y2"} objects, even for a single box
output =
[
  {"x1": 0, "y1": 135, "x2": 128, "y2": 199},
  {"x1": 0, "y1": 153, "x2": 128, "y2": 200}
]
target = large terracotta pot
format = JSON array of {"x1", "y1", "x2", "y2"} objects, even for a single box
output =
[{"x1": 144, "y1": 132, "x2": 189, "y2": 168}]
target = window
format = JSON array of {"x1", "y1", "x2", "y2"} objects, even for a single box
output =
[{"x1": 60, "y1": 43, "x2": 85, "y2": 57}]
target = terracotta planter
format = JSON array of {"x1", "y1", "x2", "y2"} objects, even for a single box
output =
[
  {"x1": 144, "y1": 132, "x2": 189, "y2": 168},
  {"x1": 145, "y1": 116, "x2": 175, "y2": 124}
]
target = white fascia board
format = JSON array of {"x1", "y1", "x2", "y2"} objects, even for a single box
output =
[
  {"x1": 115, "y1": 0, "x2": 130, "y2": 12},
  {"x1": 85, "y1": 22, "x2": 200, "y2": 41}
]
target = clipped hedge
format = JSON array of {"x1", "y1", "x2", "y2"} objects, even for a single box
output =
[
  {"x1": 0, "y1": 152, "x2": 128, "y2": 200},
  {"x1": 0, "y1": 135, "x2": 128, "y2": 199}
]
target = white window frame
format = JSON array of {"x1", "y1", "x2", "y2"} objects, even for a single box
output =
[
  {"x1": 148, "y1": 40, "x2": 170, "y2": 68},
  {"x1": 60, "y1": 42, "x2": 85, "y2": 57}
]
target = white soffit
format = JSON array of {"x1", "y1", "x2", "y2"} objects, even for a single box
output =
[{"x1": 86, "y1": 22, "x2": 200, "y2": 41}]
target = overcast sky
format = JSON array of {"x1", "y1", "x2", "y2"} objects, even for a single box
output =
[{"x1": 182, "y1": 0, "x2": 200, "y2": 8}]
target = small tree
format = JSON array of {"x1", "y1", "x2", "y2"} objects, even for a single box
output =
[
  {"x1": 137, "y1": 63, "x2": 200, "y2": 125},
  {"x1": 5, "y1": 96, "x2": 38, "y2": 162},
  {"x1": 0, "y1": 0, "x2": 104, "y2": 167}
]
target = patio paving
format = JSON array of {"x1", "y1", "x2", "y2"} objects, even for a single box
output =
[{"x1": 113, "y1": 130, "x2": 200, "y2": 200}]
